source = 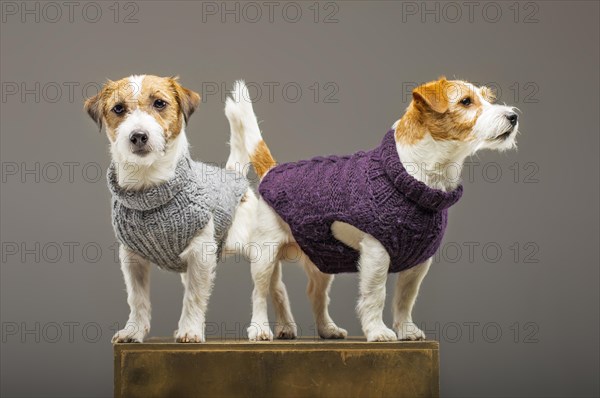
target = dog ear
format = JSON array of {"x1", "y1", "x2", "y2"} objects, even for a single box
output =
[
  {"x1": 84, "y1": 79, "x2": 116, "y2": 130},
  {"x1": 481, "y1": 85, "x2": 497, "y2": 104},
  {"x1": 84, "y1": 92, "x2": 103, "y2": 130},
  {"x1": 170, "y1": 77, "x2": 201, "y2": 124},
  {"x1": 412, "y1": 78, "x2": 449, "y2": 114}
]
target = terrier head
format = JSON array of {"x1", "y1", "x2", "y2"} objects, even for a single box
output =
[
  {"x1": 84, "y1": 75, "x2": 200, "y2": 166},
  {"x1": 397, "y1": 77, "x2": 519, "y2": 153}
]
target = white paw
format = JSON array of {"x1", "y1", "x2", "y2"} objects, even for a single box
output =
[
  {"x1": 366, "y1": 326, "x2": 397, "y2": 342},
  {"x1": 395, "y1": 322, "x2": 426, "y2": 341},
  {"x1": 247, "y1": 323, "x2": 274, "y2": 341},
  {"x1": 112, "y1": 324, "x2": 148, "y2": 343},
  {"x1": 174, "y1": 328, "x2": 205, "y2": 343},
  {"x1": 275, "y1": 323, "x2": 297, "y2": 340},
  {"x1": 318, "y1": 323, "x2": 348, "y2": 339}
]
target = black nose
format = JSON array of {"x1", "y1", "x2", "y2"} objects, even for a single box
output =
[
  {"x1": 506, "y1": 113, "x2": 518, "y2": 126},
  {"x1": 129, "y1": 131, "x2": 148, "y2": 147}
]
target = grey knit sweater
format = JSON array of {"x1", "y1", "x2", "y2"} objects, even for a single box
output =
[{"x1": 108, "y1": 154, "x2": 248, "y2": 272}]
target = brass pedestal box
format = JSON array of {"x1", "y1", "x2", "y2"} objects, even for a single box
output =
[{"x1": 114, "y1": 338, "x2": 439, "y2": 397}]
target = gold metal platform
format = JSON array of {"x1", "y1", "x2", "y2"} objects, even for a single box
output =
[{"x1": 114, "y1": 337, "x2": 439, "y2": 398}]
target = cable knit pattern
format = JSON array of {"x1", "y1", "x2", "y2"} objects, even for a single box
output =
[
  {"x1": 259, "y1": 130, "x2": 463, "y2": 274},
  {"x1": 108, "y1": 154, "x2": 248, "y2": 272}
]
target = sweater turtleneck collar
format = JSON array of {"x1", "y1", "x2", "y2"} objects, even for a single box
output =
[
  {"x1": 107, "y1": 155, "x2": 194, "y2": 211},
  {"x1": 376, "y1": 129, "x2": 463, "y2": 211}
]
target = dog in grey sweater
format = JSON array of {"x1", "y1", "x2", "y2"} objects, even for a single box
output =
[{"x1": 85, "y1": 76, "x2": 296, "y2": 343}]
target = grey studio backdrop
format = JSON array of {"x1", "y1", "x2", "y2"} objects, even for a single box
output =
[{"x1": 1, "y1": 1, "x2": 598, "y2": 397}]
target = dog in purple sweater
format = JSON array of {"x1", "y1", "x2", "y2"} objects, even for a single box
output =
[
  {"x1": 225, "y1": 78, "x2": 519, "y2": 342},
  {"x1": 259, "y1": 129, "x2": 464, "y2": 275}
]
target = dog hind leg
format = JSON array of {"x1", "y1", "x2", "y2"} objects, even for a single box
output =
[
  {"x1": 270, "y1": 261, "x2": 297, "y2": 339},
  {"x1": 301, "y1": 255, "x2": 348, "y2": 339},
  {"x1": 248, "y1": 245, "x2": 279, "y2": 341}
]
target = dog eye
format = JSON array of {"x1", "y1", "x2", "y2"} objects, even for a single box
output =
[
  {"x1": 112, "y1": 104, "x2": 125, "y2": 115},
  {"x1": 153, "y1": 99, "x2": 167, "y2": 109},
  {"x1": 460, "y1": 97, "x2": 472, "y2": 106}
]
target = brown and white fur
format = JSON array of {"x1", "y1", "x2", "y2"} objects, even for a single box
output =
[
  {"x1": 225, "y1": 77, "x2": 519, "y2": 342},
  {"x1": 85, "y1": 75, "x2": 296, "y2": 343}
]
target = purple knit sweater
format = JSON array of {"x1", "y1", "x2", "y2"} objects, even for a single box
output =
[{"x1": 258, "y1": 130, "x2": 463, "y2": 274}]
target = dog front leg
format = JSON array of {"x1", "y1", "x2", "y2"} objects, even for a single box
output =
[
  {"x1": 112, "y1": 246, "x2": 151, "y2": 343},
  {"x1": 393, "y1": 258, "x2": 432, "y2": 340},
  {"x1": 176, "y1": 221, "x2": 218, "y2": 343},
  {"x1": 357, "y1": 234, "x2": 397, "y2": 342}
]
